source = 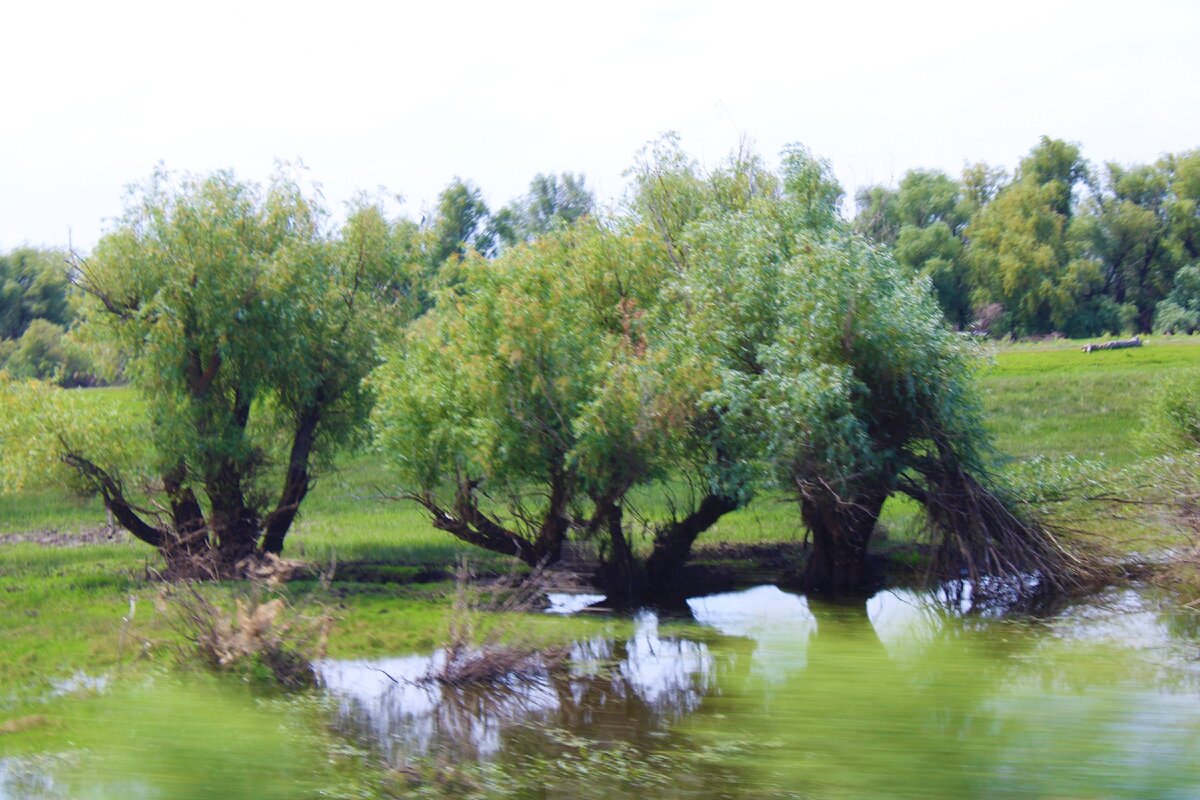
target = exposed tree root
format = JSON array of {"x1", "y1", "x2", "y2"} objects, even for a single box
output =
[{"x1": 902, "y1": 465, "x2": 1104, "y2": 601}]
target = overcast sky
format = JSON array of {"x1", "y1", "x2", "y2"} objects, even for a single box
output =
[{"x1": 2, "y1": 0, "x2": 1197, "y2": 251}]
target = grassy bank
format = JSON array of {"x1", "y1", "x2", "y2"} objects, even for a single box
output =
[
  {"x1": 1, "y1": 335, "x2": 1199, "y2": 696},
  {"x1": 981, "y1": 336, "x2": 1200, "y2": 467}
]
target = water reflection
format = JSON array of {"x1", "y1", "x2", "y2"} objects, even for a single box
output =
[
  {"x1": 10, "y1": 584, "x2": 1198, "y2": 799},
  {"x1": 320, "y1": 583, "x2": 1200, "y2": 797},
  {"x1": 317, "y1": 610, "x2": 731, "y2": 763}
]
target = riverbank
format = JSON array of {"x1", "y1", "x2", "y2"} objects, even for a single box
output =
[{"x1": 3, "y1": 337, "x2": 1200, "y2": 686}]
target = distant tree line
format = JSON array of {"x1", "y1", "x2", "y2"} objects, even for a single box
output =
[
  {"x1": 854, "y1": 137, "x2": 1200, "y2": 338},
  {"x1": 0, "y1": 249, "x2": 109, "y2": 386}
]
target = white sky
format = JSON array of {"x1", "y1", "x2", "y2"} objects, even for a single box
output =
[{"x1": 2, "y1": 0, "x2": 1198, "y2": 251}]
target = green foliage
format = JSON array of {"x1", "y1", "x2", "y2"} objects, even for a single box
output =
[
  {"x1": 856, "y1": 170, "x2": 973, "y2": 328},
  {"x1": 1017, "y1": 136, "x2": 1091, "y2": 216},
  {"x1": 2, "y1": 319, "x2": 67, "y2": 380},
  {"x1": 376, "y1": 135, "x2": 1028, "y2": 588},
  {"x1": 1078, "y1": 159, "x2": 1187, "y2": 332},
  {"x1": 895, "y1": 169, "x2": 966, "y2": 230},
  {"x1": 895, "y1": 221, "x2": 971, "y2": 327},
  {"x1": 83, "y1": 168, "x2": 375, "y2": 471},
  {"x1": 625, "y1": 132, "x2": 708, "y2": 272},
  {"x1": 373, "y1": 219, "x2": 696, "y2": 537},
  {"x1": 853, "y1": 184, "x2": 900, "y2": 245},
  {"x1": 0, "y1": 377, "x2": 150, "y2": 499},
  {"x1": 4, "y1": 166, "x2": 399, "y2": 557},
  {"x1": 0, "y1": 248, "x2": 72, "y2": 340},
  {"x1": 427, "y1": 177, "x2": 494, "y2": 266},
  {"x1": 0, "y1": 319, "x2": 100, "y2": 386},
  {"x1": 958, "y1": 161, "x2": 1008, "y2": 220},
  {"x1": 854, "y1": 140, "x2": 1200, "y2": 339},
  {"x1": 692, "y1": 183, "x2": 985, "y2": 506},
  {"x1": 492, "y1": 172, "x2": 595, "y2": 248},
  {"x1": 1154, "y1": 264, "x2": 1200, "y2": 333},
  {"x1": 966, "y1": 139, "x2": 1105, "y2": 337},
  {"x1": 779, "y1": 143, "x2": 843, "y2": 231},
  {"x1": 1146, "y1": 369, "x2": 1200, "y2": 451}
]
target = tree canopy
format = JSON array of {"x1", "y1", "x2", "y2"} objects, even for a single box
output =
[
  {"x1": 8, "y1": 167, "x2": 399, "y2": 569},
  {"x1": 0, "y1": 248, "x2": 72, "y2": 340},
  {"x1": 854, "y1": 139, "x2": 1200, "y2": 338},
  {"x1": 373, "y1": 137, "x2": 1075, "y2": 596},
  {"x1": 372, "y1": 218, "x2": 704, "y2": 586}
]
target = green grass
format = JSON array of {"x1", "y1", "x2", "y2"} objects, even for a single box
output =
[
  {"x1": 3, "y1": 335, "x2": 1200, "y2": 697},
  {"x1": 980, "y1": 335, "x2": 1200, "y2": 466}
]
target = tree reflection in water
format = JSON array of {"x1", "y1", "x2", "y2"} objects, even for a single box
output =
[{"x1": 319, "y1": 584, "x2": 1200, "y2": 798}]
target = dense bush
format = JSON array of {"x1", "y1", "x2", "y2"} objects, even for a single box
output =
[
  {"x1": 0, "y1": 319, "x2": 101, "y2": 387},
  {"x1": 1154, "y1": 265, "x2": 1200, "y2": 334}
]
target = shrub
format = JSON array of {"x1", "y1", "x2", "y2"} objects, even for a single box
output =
[
  {"x1": 158, "y1": 570, "x2": 331, "y2": 690},
  {"x1": 1, "y1": 319, "x2": 105, "y2": 386}
]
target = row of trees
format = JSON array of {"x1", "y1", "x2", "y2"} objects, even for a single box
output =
[
  {"x1": 2, "y1": 138, "x2": 1097, "y2": 595},
  {"x1": 373, "y1": 139, "x2": 1070, "y2": 595},
  {"x1": 0, "y1": 249, "x2": 106, "y2": 386},
  {"x1": 855, "y1": 138, "x2": 1200, "y2": 337}
]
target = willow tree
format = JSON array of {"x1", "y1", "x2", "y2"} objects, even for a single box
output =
[
  {"x1": 687, "y1": 149, "x2": 1076, "y2": 594},
  {"x1": 372, "y1": 144, "x2": 788, "y2": 595},
  {"x1": 8, "y1": 168, "x2": 397, "y2": 570},
  {"x1": 373, "y1": 219, "x2": 723, "y2": 592}
]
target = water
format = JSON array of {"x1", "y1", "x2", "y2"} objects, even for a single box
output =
[
  {"x1": 4, "y1": 583, "x2": 1199, "y2": 798},
  {"x1": 319, "y1": 584, "x2": 1200, "y2": 798}
]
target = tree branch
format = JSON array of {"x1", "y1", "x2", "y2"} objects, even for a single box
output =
[
  {"x1": 408, "y1": 486, "x2": 538, "y2": 565},
  {"x1": 60, "y1": 452, "x2": 166, "y2": 548}
]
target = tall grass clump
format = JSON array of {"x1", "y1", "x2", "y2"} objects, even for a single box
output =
[
  {"x1": 425, "y1": 560, "x2": 569, "y2": 686},
  {"x1": 1146, "y1": 369, "x2": 1200, "y2": 451},
  {"x1": 157, "y1": 571, "x2": 332, "y2": 690}
]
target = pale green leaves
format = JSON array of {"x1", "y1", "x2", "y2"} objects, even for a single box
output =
[
  {"x1": 372, "y1": 220, "x2": 700, "y2": 512},
  {"x1": 0, "y1": 378, "x2": 149, "y2": 497}
]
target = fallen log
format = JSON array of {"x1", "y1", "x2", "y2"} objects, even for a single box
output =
[{"x1": 1082, "y1": 335, "x2": 1141, "y2": 353}]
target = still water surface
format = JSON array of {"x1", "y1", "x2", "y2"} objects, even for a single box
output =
[
  {"x1": 3, "y1": 583, "x2": 1199, "y2": 798},
  {"x1": 319, "y1": 584, "x2": 1200, "y2": 798}
]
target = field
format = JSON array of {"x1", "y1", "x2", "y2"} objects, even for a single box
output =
[{"x1": 1, "y1": 336, "x2": 1199, "y2": 697}]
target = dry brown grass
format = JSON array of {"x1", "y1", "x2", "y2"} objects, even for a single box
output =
[
  {"x1": 156, "y1": 573, "x2": 332, "y2": 690},
  {"x1": 425, "y1": 559, "x2": 569, "y2": 687}
]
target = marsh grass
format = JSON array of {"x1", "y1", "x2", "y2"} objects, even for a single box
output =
[
  {"x1": 157, "y1": 572, "x2": 333, "y2": 690},
  {"x1": 425, "y1": 560, "x2": 570, "y2": 686}
]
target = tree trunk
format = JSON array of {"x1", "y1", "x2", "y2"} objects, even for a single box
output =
[
  {"x1": 163, "y1": 463, "x2": 209, "y2": 556},
  {"x1": 532, "y1": 470, "x2": 571, "y2": 564},
  {"x1": 595, "y1": 501, "x2": 645, "y2": 599},
  {"x1": 205, "y1": 461, "x2": 259, "y2": 562},
  {"x1": 261, "y1": 405, "x2": 321, "y2": 554},
  {"x1": 645, "y1": 493, "x2": 739, "y2": 589},
  {"x1": 800, "y1": 488, "x2": 887, "y2": 594}
]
